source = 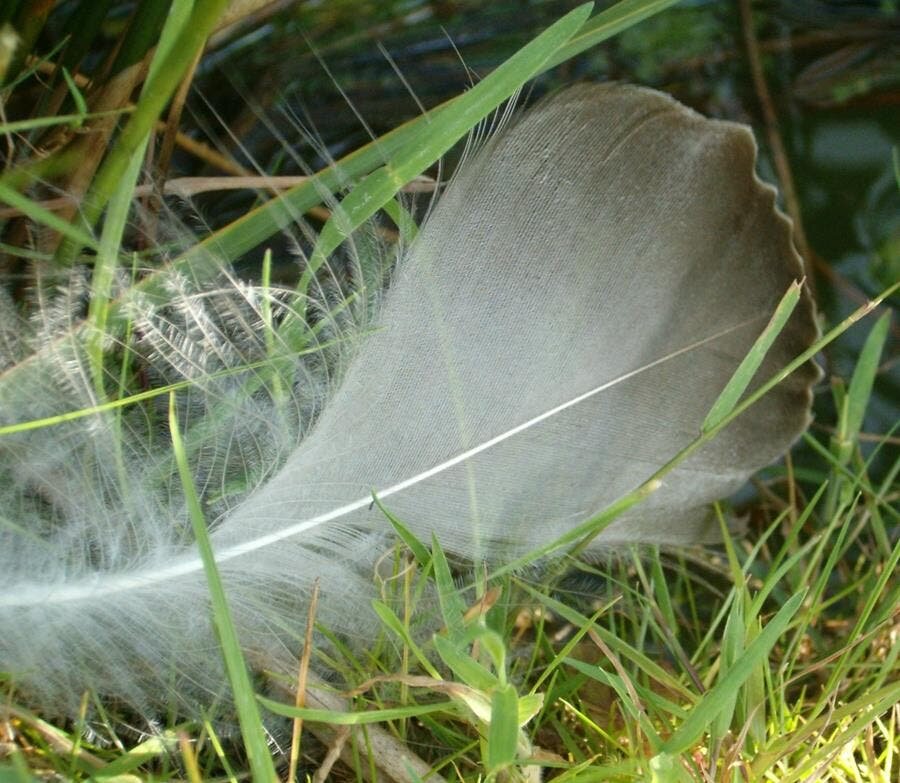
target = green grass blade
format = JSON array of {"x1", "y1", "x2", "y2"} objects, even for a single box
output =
[
  {"x1": 431, "y1": 534, "x2": 468, "y2": 642},
  {"x1": 169, "y1": 393, "x2": 277, "y2": 783},
  {"x1": 745, "y1": 492, "x2": 826, "y2": 619},
  {"x1": 518, "y1": 582, "x2": 690, "y2": 700},
  {"x1": 87, "y1": 149, "x2": 144, "y2": 394},
  {"x1": 540, "y1": 280, "x2": 897, "y2": 570},
  {"x1": 659, "y1": 590, "x2": 806, "y2": 754},
  {"x1": 750, "y1": 682, "x2": 900, "y2": 778},
  {"x1": 719, "y1": 279, "x2": 895, "y2": 430},
  {"x1": 564, "y1": 659, "x2": 662, "y2": 749},
  {"x1": 476, "y1": 629, "x2": 509, "y2": 683},
  {"x1": 649, "y1": 753, "x2": 692, "y2": 783},
  {"x1": 259, "y1": 697, "x2": 453, "y2": 724},
  {"x1": 486, "y1": 271, "x2": 883, "y2": 572},
  {"x1": 381, "y1": 196, "x2": 419, "y2": 244},
  {"x1": 301, "y1": 3, "x2": 593, "y2": 298},
  {"x1": 0, "y1": 351, "x2": 334, "y2": 436},
  {"x1": 703, "y1": 281, "x2": 801, "y2": 431},
  {"x1": 60, "y1": 66, "x2": 87, "y2": 120},
  {"x1": 0, "y1": 179, "x2": 98, "y2": 251},
  {"x1": 492, "y1": 481, "x2": 660, "y2": 576},
  {"x1": 710, "y1": 594, "x2": 743, "y2": 745},
  {"x1": 93, "y1": 734, "x2": 174, "y2": 777},
  {"x1": 379, "y1": 497, "x2": 432, "y2": 568},
  {"x1": 370, "y1": 600, "x2": 441, "y2": 679},
  {"x1": 547, "y1": 0, "x2": 683, "y2": 69},
  {"x1": 837, "y1": 311, "x2": 890, "y2": 460},
  {"x1": 486, "y1": 684, "x2": 519, "y2": 773},
  {"x1": 0, "y1": 108, "x2": 131, "y2": 134},
  {"x1": 817, "y1": 533, "x2": 900, "y2": 705},
  {"x1": 824, "y1": 310, "x2": 890, "y2": 525},
  {"x1": 56, "y1": 0, "x2": 231, "y2": 263},
  {"x1": 433, "y1": 635, "x2": 499, "y2": 692}
]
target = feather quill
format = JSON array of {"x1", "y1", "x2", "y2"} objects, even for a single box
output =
[{"x1": 0, "y1": 84, "x2": 819, "y2": 714}]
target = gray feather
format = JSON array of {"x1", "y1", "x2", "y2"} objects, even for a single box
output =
[{"x1": 0, "y1": 84, "x2": 819, "y2": 714}]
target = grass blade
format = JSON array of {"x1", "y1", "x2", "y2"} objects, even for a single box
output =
[
  {"x1": 703, "y1": 281, "x2": 802, "y2": 431},
  {"x1": 836, "y1": 311, "x2": 890, "y2": 462},
  {"x1": 169, "y1": 393, "x2": 277, "y2": 783},
  {"x1": 433, "y1": 635, "x2": 499, "y2": 692},
  {"x1": 56, "y1": 0, "x2": 231, "y2": 262},
  {"x1": 431, "y1": 535, "x2": 468, "y2": 643},
  {"x1": 0, "y1": 179, "x2": 98, "y2": 251},
  {"x1": 301, "y1": 3, "x2": 593, "y2": 298},
  {"x1": 379, "y1": 497, "x2": 432, "y2": 568},
  {"x1": 547, "y1": 0, "x2": 683, "y2": 69},
  {"x1": 659, "y1": 590, "x2": 806, "y2": 754},
  {"x1": 486, "y1": 684, "x2": 519, "y2": 773},
  {"x1": 259, "y1": 698, "x2": 453, "y2": 724}
]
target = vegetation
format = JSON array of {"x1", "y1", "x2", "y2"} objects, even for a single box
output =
[{"x1": 0, "y1": 1, "x2": 896, "y2": 780}]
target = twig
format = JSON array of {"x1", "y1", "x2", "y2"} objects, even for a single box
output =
[
  {"x1": 209, "y1": 0, "x2": 300, "y2": 48},
  {"x1": 0, "y1": 175, "x2": 434, "y2": 219},
  {"x1": 737, "y1": 0, "x2": 814, "y2": 292},
  {"x1": 312, "y1": 725, "x2": 351, "y2": 783},
  {"x1": 141, "y1": 45, "x2": 205, "y2": 246},
  {"x1": 288, "y1": 578, "x2": 319, "y2": 783}
]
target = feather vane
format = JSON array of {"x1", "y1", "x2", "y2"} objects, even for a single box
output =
[{"x1": 0, "y1": 84, "x2": 820, "y2": 714}]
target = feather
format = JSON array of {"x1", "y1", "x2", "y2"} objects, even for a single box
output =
[{"x1": 0, "y1": 83, "x2": 819, "y2": 715}]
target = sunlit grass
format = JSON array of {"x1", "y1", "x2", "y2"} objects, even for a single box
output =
[{"x1": 0, "y1": 1, "x2": 897, "y2": 781}]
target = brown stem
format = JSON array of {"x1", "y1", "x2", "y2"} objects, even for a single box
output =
[{"x1": 737, "y1": 0, "x2": 815, "y2": 295}]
